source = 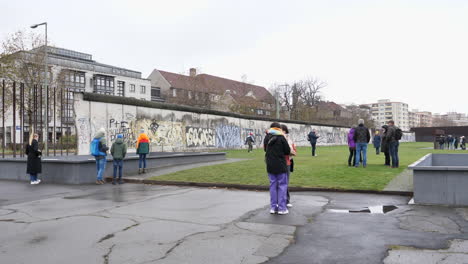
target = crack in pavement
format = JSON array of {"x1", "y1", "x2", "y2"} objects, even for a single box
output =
[
  {"x1": 103, "y1": 244, "x2": 115, "y2": 264},
  {"x1": 98, "y1": 222, "x2": 141, "y2": 244}
]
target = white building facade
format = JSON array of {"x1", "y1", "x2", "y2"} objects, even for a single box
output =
[
  {"x1": 1, "y1": 47, "x2": 151, "y2": 145},
  {"x1": 367, "y1": 99, "x2": 410, "y2": 131}
]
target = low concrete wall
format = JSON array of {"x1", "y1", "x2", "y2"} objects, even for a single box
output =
[
  {"x1": 409, "y1": 153, "x2": 468, "y2": 205},
  {"x1": 74, "y1": 93, "x2": 416, "y2": 155},
  {"x1": 0, "y1": 152, "x2": 225, "y2": 185}
]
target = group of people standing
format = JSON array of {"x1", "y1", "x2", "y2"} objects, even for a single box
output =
[
  {"x1": 437, "y1": 135, "x2": 466, "y2": 150},
  {"x1": 263, "y1": 122, "x2": 297, "y2": 215},
  {"x1": 347, "y1": 119, "x2": 401, "y2": 168},
  {"x1": 90, "y1": 128, "x2": 150, "y2": 185}
]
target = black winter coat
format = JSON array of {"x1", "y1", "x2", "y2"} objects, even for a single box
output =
[
  {"x1": 263, "y1": 134, "x2": 291, "y2": 174},
  {"x1": 354, "y1": 124, "x2": 370, "y2": 143},
  {"x1": 26, "y1": 139, "x2": 42, "y2": 174}
]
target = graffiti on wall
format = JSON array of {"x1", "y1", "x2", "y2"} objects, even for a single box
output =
[
  {"x1": 216, "y1": 125, "x2": 242, "y2": 148},
  {"x1": 401, "y1": 132, "x2": 416, "y2": 143},
  {"x1": 75, "y1": 98, "x2": 416, "y2": 155},
  {"x1": 77, "y1": 118, "x2": 90, "y2": 144},
  {"x1": 109, "y1": 118, "x2": 137, "y2": 148},
  {"x1": 134, "y1": 120, "x2": 185, "y2": 148},
  {"x1": 289, "y1": 126, "x2": 349, "y2": 146},
  {"x1": 186, "y1": 127, "x2": 215, "y2": 147},
  {"x1": 241, "y1": 128, "x2": 264, "y2": 148}
]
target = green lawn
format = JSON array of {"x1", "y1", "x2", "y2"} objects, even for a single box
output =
[{"x1": 150, "y1": 142, "x2": 457, "y2": 191}]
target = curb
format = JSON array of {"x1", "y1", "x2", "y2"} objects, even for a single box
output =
[{"x1": 106, "y1": 177, "x2": 413, "y2": 197}]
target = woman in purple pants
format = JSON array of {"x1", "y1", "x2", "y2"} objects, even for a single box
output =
[{"x1": 263, "y1": 122, "x2": 291, "y2": 215}]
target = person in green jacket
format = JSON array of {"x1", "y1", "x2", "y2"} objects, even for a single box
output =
[{"x1": 110, "y1": 134, "x2": 127, "y2": 184}]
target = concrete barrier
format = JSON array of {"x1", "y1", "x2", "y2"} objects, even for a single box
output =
[
  {"x1": 0, "y1": 152, "x2": 226, "y2": 185},
  {"x1": 409, "y1": 153, "x2": 468, "y2": 205}
]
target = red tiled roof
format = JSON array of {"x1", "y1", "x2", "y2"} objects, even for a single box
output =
[{"x1": 158, "y1": 70, "x2": 274, "y2": 104}]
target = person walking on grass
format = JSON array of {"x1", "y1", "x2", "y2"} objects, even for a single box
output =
[
  {"x1": 136, "y1": 129, "x2": 150, "y2": 174},
  {"x1": 381, "y1": 125, "x2": 391, "y2": 166},
  {"x1": 461, "y1": 136, "x2": 466, "y2": 150},
  {"x1": 307, "y1": 129, "x2": 319, "y2": 156},
  {"x1": 91, "y1": 128, "x2": 109, "y2": 185},
  {"x1": 373, "y1": 131, "x2": 382, "y2": 155},
  {"x1": 264, "y1": 122, "x2": 291, "y2": 215},
  {"x1": 385, "y1": 120, "x2": 401, "y2": 168},
  {"x1": 111, "y1": 134, "x2": 127, "y2": 185},
  {"x1": 245, "y1": 132, "x2": 255, "y2": 153},
  {"x1": 26, "y1": 133, "x2": 42, "y2": 185},
  {"x1": 353, "y1": 119, "x2": 370, "y2": 168},
  {"x1": 281, "y1": 124, "x2": 296, "y2": 208}
]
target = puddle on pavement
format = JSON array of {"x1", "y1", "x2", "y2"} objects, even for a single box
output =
[{"x1": 328, "y1": 205, "x2": 398, "y2": 214}]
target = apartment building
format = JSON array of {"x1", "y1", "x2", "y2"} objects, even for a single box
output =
[{"x1": 366, "y1": 99, "x2": 410, "y2": 131}]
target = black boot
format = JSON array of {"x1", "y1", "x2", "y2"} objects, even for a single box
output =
[{"x1": 118, "y1": 177, "x2": 124, "y2": 184}]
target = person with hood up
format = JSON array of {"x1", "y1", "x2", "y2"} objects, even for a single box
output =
[
  {"x1": 111, "y1": 134, "x2": 127, "y2": 185},
  {"x1": 373, "y1": 131, "x2": 382, "y2": 155},
  {"x1": 263, "y1": 122, "x2": 291, "y2": 215},
  {"x1": 25, "y1": 133, "x2": 42, "y2": 185},
  {"x1": 90, "y1": 128, "x2": 109, "y2": 184},
  {"x1": 136, "y1": 129, "x2": 150, "y2": 174}
]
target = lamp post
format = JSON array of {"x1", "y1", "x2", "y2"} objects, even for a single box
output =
[
  {"x1": 31, "y1": 22, "x2": 48, "y2": 155},
  {"x1": 276, "y1": 84, "x2": 290, "y2": 120}
]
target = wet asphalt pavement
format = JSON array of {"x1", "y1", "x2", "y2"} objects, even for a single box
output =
[{"x1": 1, "y1": 181, "x2": 468, "y2": 264}]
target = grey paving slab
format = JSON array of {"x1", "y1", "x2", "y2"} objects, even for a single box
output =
[
  {"x1": 126, "y1": 158, "x2": 247, "y2": 179},
  {"x1": 3, "y1": 180, "x2": 468, "y2": 264},
  {"x1": 383, "y1": 169, "x2": 413, "y2": 192}
]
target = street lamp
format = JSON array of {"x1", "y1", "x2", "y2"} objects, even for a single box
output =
[{"x1": 31, "y1": 22, "x2": 48, "y2": 155}]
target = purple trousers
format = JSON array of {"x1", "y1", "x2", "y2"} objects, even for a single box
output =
[{"x1": 268, "y1": 172, "x2": 288, "y2": 211}]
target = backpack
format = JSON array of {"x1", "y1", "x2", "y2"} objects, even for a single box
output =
[
  {"x1": 90, "y1": 138, "x2": 105, "y2": 156},
  {"x1": 395, "y1": 128, "x2": 403, "y2": 141}
]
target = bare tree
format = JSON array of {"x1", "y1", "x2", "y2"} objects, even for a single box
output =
[
  {"x1": 0, "y1": 30, "x2": 61, "y2": 133},
  {"x1": 298, "y1": 77, "x2": 327, "y2": 107}
]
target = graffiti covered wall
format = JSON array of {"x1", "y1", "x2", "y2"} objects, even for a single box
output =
[{"x1": 74, "y1": 94, "x2": 415, "y2": 154}]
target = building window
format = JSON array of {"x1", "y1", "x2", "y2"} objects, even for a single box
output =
[
  {"x1": 130, "y1": 84, "x2": 136, "y2": 93},
  {"x1": 117, "y1": 81, "x2": 125, "y2": 96},
  {"x1": 172, "y1": 88, "x2": 177, "y2": 97},
  {"x1": 140, "y1": 85, "x2": 146, "y2": 94},
  {"x1": 62, "y1": 70, "x2": 85, "y2": 92},
  {"x1": 93, "y1": 75, "x2": 114, "y2": 95},
  {"x1": 188, "y1": 91, "x2": 192, "y2": 99},
  {"x1": 151, "y1": 87, "x2": 161, "y2": 102}
]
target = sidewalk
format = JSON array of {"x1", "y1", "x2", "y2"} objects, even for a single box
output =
[
  {"x1": 384, "y1": 169, "x2": 413, "y2": 192},
  {"x1": 121, "y1": 158, "x2": 247, "y2": 180}
]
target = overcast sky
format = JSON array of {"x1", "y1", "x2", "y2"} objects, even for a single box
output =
[{"x1": 2, "y1": 0, "x2": 467, "y2": 114}]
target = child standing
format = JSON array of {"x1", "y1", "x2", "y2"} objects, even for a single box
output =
[
  {"x1": 111, "y1": 134, "x2": 127, "y2": 184},
  {"x1": 136, "y1": 129, "x2": 150, "y2": 174}
]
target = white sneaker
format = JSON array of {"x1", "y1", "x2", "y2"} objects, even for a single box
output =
[
  {"x1": 35, "y1": 179, "x2": 41, "y2": 184},
  {"x1": 278, "y1": 210, "x2": 289, "y2": 215},
  {"x1": 30, "y1": 181, "x2": 36, "y2": 185},
  {"x1": 287, "y1": 203, "x2": 293, "y2": 208},
  {"x1": 270, "y1": 209, "x2": 276, "y2": 214}
]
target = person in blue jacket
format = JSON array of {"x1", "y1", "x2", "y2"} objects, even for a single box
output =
[{"x1": 373, "y1": 131, "x2": 382, "y2": 155}]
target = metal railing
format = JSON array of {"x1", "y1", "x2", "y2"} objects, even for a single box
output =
[{"x1": 1, "y1": 80, "x2": 77, "y2": 158}]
